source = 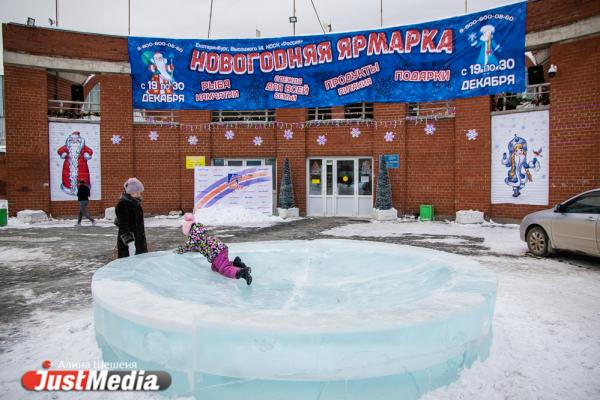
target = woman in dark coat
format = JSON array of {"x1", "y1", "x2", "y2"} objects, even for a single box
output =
[{"x1": 115, "y1": 178, "x2": 148, "y2": 258}]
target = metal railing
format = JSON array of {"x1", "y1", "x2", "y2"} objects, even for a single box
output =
[
  {"x1": 48, "y1": 100, "x2": 101, "y2": 120},
  {"x1": 344, "y1": 103, "x2": 373, "y2": 120},
  {"x1": 406, "y1": 101, "x2": 456, "y2": 121},
  {"x1": 307, "y1": 107, "x2": 332, "y2": 121},
  {"x1": 211, "y1": 109, "x2": 275, "y2": 122},
  {"x1": 492, "y1": 83, "x2": 550, "y2": 112},
  {"x1": 133, "y1": 109, "x2": 178, "y2": 125}
]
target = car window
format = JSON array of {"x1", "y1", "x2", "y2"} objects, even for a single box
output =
[{"x1": 563, "y1": 192, "x2": 600, "y2": 214}]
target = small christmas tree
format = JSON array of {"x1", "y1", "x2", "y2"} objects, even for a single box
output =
[
  {"x1": 375, "y1": 156, "x2": 393, "y2": 210},
  {"x1": 278, "y1": 158, "x2": 296, "y2": 209}
]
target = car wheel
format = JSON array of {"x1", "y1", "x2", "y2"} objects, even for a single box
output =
[{"x1": 527, "y1": 226, "x2": 550, "y2": 257}]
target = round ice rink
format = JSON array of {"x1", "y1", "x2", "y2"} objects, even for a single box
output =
[{"x1": 92, "y1": 240, "x2": 497, "y2": 399}]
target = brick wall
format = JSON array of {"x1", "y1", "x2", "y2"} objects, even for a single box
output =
[
  {"x1": 47, "y1": 72, "x2": 72, "y2": 100},
  {"x1": 4, "y1": 65, "x2": 50, "y2": 214},
  {"x1": 526, "y1": 0, "x2": 600, "y2": 33},
  {"x1": 373, "y1": 103, "x2": 405, "y2": 214},
  {"x1": 276, "y1": 109, "x2": 307, "y2": 211},
  {"x1": 3, "y1": 24, "x2": 128, "y2": 62},
  {"x1": 455, "y1": 97, "x2": 492, "y2": 216},
  {"x1": 548, "y1": 35, "x2": 600, "y2": 201}
]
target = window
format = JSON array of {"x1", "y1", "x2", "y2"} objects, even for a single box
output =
[
  {"x1": 408, "y1": 101, "x2": 454, "y2": 117},
  {"x1": 309, "y1": 159, "x2": 322, "y2": 195},
  {"x1": 336, "y1": 160, "x2": 355, "y2": 196},
  {"x1": 264, "y1": 158, "x2": 276, "y2": 190},
  {"x1": 307, "y1": 107, "x2": 332, "y2": 121},
  {"x1": 344, "y1": 103, "x2": 373, "y2": 120},
  {"x1": 0, "y1": 76, "x2": 5, "y2": 152},
  {"x1": 133, "y1": 109, "x2": 177, "y2": 124},
  {"x1": 211, "y1": 110, "x2": 275, "y2": 122},
  {"x1": 563, "y1": 192, "x2": 600, "y2": 214},
  {"x1": 83, "y1": 83, "x2": 100, "y2": 114},
  {"x1": 358, "y1": 158, "x2": 372, "y2": 196},
  {"x1": 492, "y1": 84, "x2": 550, "y2": 112}
]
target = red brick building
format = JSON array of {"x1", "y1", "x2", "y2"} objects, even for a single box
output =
[{"x1": 0, "y1": 0, "x2": 598, "y2": 220}]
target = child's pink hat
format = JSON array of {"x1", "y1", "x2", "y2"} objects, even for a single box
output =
[{"x1": 182, "y1": 213, "x2": 195, "y2": 236}]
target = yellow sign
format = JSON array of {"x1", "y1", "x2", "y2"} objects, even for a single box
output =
[
  {"x1": 186, "y1": 156, "x2": 206, "y2": 169},
  {"x1": 311, "y1": 179, "x2": 321, "y2": 184},
  {"x1": 342, "y1": 176, "x2": 349, "y2": 182}
]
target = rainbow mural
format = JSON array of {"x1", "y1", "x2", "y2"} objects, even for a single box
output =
[{"x1": 194, "y1": 167, "x2": 272, "y2": 214}]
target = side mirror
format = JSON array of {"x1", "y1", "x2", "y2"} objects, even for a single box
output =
[{"x1": 554, "y1": 204, "x2": 563, "y2": 213}]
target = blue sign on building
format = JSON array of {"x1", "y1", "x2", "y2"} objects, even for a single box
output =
[{"x1": 384, "y1": 154, "x2": 399, "y2": 169}]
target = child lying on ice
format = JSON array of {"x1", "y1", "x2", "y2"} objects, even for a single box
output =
[{"x1": 176, "y1": 213, "x2": 253, "y2": 285}]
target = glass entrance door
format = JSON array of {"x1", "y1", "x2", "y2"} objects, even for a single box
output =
[
  {"x1": 335, "y1": 160, "x2": 355, "y2": 216},
  {"x1": 307, "y1": 157, "x2": 372, "y2": 217}
]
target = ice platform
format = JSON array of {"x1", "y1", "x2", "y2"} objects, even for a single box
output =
[{"x1": 92, "y1": 240, "x2": 497, "y2": 399}]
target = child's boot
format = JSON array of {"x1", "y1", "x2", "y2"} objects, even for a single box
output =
[
  {"x1": 236, "y1": 266, "x2": 252, "y2": 285},
  {"x1": 233, "y1": 256, "x2": 244, "y2": 268}
]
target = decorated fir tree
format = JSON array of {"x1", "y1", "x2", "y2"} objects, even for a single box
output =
[
  {"x1": 278, "y1": 158, "x2": 296, "y2": 209},
  {"x1": 375, "y1": 156, "x2": 393, "y2": 210}
]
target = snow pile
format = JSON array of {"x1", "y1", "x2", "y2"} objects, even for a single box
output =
[
  {"x1": 456, "y1": 210, "x2": 484, "y2": 224},
  {"x1": 104, "y1": 207, "x2": 116, "y2": 220},
  {"x1": 194, "y1": 205, "x2": 285, "y2": 226},
  {"x1": 16, "y1": 210, "x2": 48, "y2": 224}
]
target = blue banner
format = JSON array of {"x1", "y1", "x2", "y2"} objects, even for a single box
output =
[{"x1": 128, "y1": 2, "x2": 525, "y2": 110}]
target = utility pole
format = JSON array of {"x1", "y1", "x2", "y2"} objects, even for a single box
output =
[
  {"x1": 208, "y1": 0, "x2": 214, "y2": 38},
  {"x1": 380, "y1": 0, "x2": 383, "y2": 27},
  {"x1": 465, "y1": 0, "x2": 468, "y2": 13},
  {"x1": 293, "y1": 0, "x2": 296, "y2": 36},
  {"x1": 55, "y1": 0, "x2": 59, "y2": 27},
  {"x1": 128, "y1": 0, "x2": 131, "y2": 35}
]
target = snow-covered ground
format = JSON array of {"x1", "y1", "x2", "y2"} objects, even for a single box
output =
[
  {"x1": 323, "y1": 219, "x2": 528, "y2": 255},
  {"x1": 1, "y1": 205, "x2": 295, "y2": 230},
  {"x1": 325, "y1": 220, "x2": 600, "y2": 399},
  {"x1": 0, "y1": 218, "x2": 598, "y2": 399}
]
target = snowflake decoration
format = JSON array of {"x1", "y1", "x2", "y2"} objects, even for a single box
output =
[
  {"x1": 283, "y1": 129, "x2": 294, "y2": 140},
  {"x1": 224, "y1": 130, "x2": 235, "y2": 140},
  {"x1": 187, "y1": 135, "x2": 198, "y2": 146},
  {"x1": 424, "y1": 123, "x2": 436, "y2": 135},
  {"x1": 350, "y1": 127, "x2": 361, "y2": 138},
  {"x1": 468, "y1": 32, "x2": 477, "y2": 42},
  {"x1": 317, "y1": 135, "x2": 327, "y2": 146},
  {"x1": 466, "y1": 129, "x2": 479, "y2": 141},
  {"x1": 384, "y1": 131, "x2": 395, "y2": 142},
  {"x1": 111, "y1": 134, "x2": 122, "y2": 145},
  {"x1": 253, "y1": 136, "x2": 263, "y2": 146},
  {"x1": 148, "y1": 131, "x2": 159, "y2": 141}
]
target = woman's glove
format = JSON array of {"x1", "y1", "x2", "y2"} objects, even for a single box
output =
[{"x1": 128, "y1": 241, "x2": 136, "y2": 256}]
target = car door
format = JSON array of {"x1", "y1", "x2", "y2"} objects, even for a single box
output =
[
  {"x1": 597, "y1": 217, "x2": 600, "y2": 254},
  {"x1": 551, "y1": 191, "x2": 600, "y2": 256}
]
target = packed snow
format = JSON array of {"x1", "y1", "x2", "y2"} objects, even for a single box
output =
[
  {"x1": 323, "y1": 219, "x2": 527, "y2": 255},
  {"x1": 0, "y1": 218, "x2": 598, "y2": 399},
  {"x1": 1, "y1": 205, "x2": 294, "y2": 230},
  {"x1": 194, "y1": 204, "x2": 287, "y2": 227}
]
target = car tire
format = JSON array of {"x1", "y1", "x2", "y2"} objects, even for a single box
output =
[{"x1": 527, "y1": 226, "x2": 550, "y2": 257}]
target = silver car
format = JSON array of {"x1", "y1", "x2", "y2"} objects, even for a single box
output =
[{"x1": 520, "y1": 189, "x2": 600, "y2": 257}]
